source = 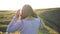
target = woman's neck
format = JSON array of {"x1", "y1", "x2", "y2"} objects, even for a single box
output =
[{"x1": 25, "y1": 16, "x2": 34, "y2": 20}]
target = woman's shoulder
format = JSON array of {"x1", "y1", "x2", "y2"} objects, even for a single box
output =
[
  {"x1": 34, "y1": 16, "x2": 41, "y2": 20},
  {"x1": 22, "y1": 16, "x2": 41, "y2": 22}
]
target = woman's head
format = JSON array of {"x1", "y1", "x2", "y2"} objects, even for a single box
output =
[{"x1": 21, "y1": 4, "x2": 37, "y2": 19}]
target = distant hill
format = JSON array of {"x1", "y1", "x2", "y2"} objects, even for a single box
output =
[{"x1": 35, "y1": 8, "x2": 60, "y2": 33}]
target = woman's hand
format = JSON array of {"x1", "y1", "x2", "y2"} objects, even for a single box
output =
[{"x1": 16, "y1": 9, "x2": 20, "y2": 18}]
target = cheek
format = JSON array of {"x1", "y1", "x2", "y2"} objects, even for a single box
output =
[{"x1": 20, "y1": 11, "x2": 22, "y2": 15}]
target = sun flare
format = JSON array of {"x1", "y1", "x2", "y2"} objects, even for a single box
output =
[{"x1": 0, "y1": 0, "x2": 60, "y2": 10}]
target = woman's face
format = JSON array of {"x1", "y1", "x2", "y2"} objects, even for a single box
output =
[{"x1": 20, "y1": 11, "x2": 22, "y2": 16}]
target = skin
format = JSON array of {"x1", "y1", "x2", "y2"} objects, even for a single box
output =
[
  {"x1": 16, "y1": 9, "x2": 21, "y2": 18},
  {"x1": 16, "y1": 9, "x2": 22, "y2": 20},
  {"x1": 25, "y1": 16, "x2": 34, "y2": 20}
]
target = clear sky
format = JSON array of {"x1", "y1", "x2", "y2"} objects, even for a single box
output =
[{"x1": 0, "y1": 0, "x2": 60, "y2": 10}]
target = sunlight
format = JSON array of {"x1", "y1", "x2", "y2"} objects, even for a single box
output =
[{"x1": 0, "y1": 0, "x2": 60, "y2": 10}]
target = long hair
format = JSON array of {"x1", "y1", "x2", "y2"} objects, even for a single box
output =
[{"x1": 21, "y1": 4, "x2": 37, "y2": 19}]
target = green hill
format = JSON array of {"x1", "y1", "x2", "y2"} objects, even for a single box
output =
[{"x1": 35, "y1": 8, "x2": 60, "y2": 33}]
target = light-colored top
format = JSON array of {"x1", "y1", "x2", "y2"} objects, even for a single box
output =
[{"x1": 6, "y1": 15, "x2": 45, "y2": 34}]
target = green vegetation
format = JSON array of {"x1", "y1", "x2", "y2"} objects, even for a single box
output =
[
  {"x1": 35, "y1": 8, "x2": 60, "y2": 33},
  {"x1": 0, "y1": 8, "x2": 60, "y2": 34}
]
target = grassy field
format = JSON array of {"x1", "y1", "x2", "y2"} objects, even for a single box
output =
[
  {"x1": 35, "y1": 8, "x2": 60, "y2": 33},
  {"x1": 0, "y1": 8, "x2": 60, "y2": 34}
]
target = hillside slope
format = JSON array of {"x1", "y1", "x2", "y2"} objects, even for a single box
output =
[{"x1": 35, "y1": 8, "x2": 60, "y2": 33}]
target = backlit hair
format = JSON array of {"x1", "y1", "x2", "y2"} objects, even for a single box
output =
[{"x1": 21, "y1": 4, "x2": 37, "y2": 19}]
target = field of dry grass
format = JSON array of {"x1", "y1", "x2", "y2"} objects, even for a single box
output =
[{"x1": 0, "y1": 8, "x2": 60, "y2": 34}]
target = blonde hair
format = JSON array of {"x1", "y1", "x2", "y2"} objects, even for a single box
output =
[{"x1": 21, "y1": 4, "x2": 37, "y2": 19}]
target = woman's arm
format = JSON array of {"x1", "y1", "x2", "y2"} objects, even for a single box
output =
[
  {"x1": 37, "y1": 16, "x2": 45, "y2": 29},
  {"x1": 6, "y1": 9, "x2": 21, "y2": 32},
  {"x1": 7, "y1": 19, "x2": 22, "y2": 32},
  {"x1": 39, "y1": 20, "x2": 50, "y2": 34},
  {"x1": 7, "y1": 15, "x2": 18, "y2": 27},
  {"x1": 39, "y1": 19, "x2": 45, "y2": 29},
  {"x1": 7, "y1": 9, "x2": 20, "y2": 29},
  {"x1": 6, "y1": 15, "x2": 22, "y2": 32},
  {"x1": 39, "y1": 17, "x2": 50, "y2": 34}
]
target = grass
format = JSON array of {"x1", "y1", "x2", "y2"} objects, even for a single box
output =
[{"x1": 0, "y1": 9, "x2": 60, "y2": 34}]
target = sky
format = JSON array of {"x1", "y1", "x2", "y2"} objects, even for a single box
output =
[{"x1": 0, "y1": 0, "x2": 60, "y2": 10}]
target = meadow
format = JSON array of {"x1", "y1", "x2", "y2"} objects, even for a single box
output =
[{"x1": 0, "y1": 8, "x2": 60, "y2": 34}]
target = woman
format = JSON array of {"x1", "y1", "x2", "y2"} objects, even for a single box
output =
[{"x1": 6, "y1": 4, "x2": 45, "y2": 34}]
